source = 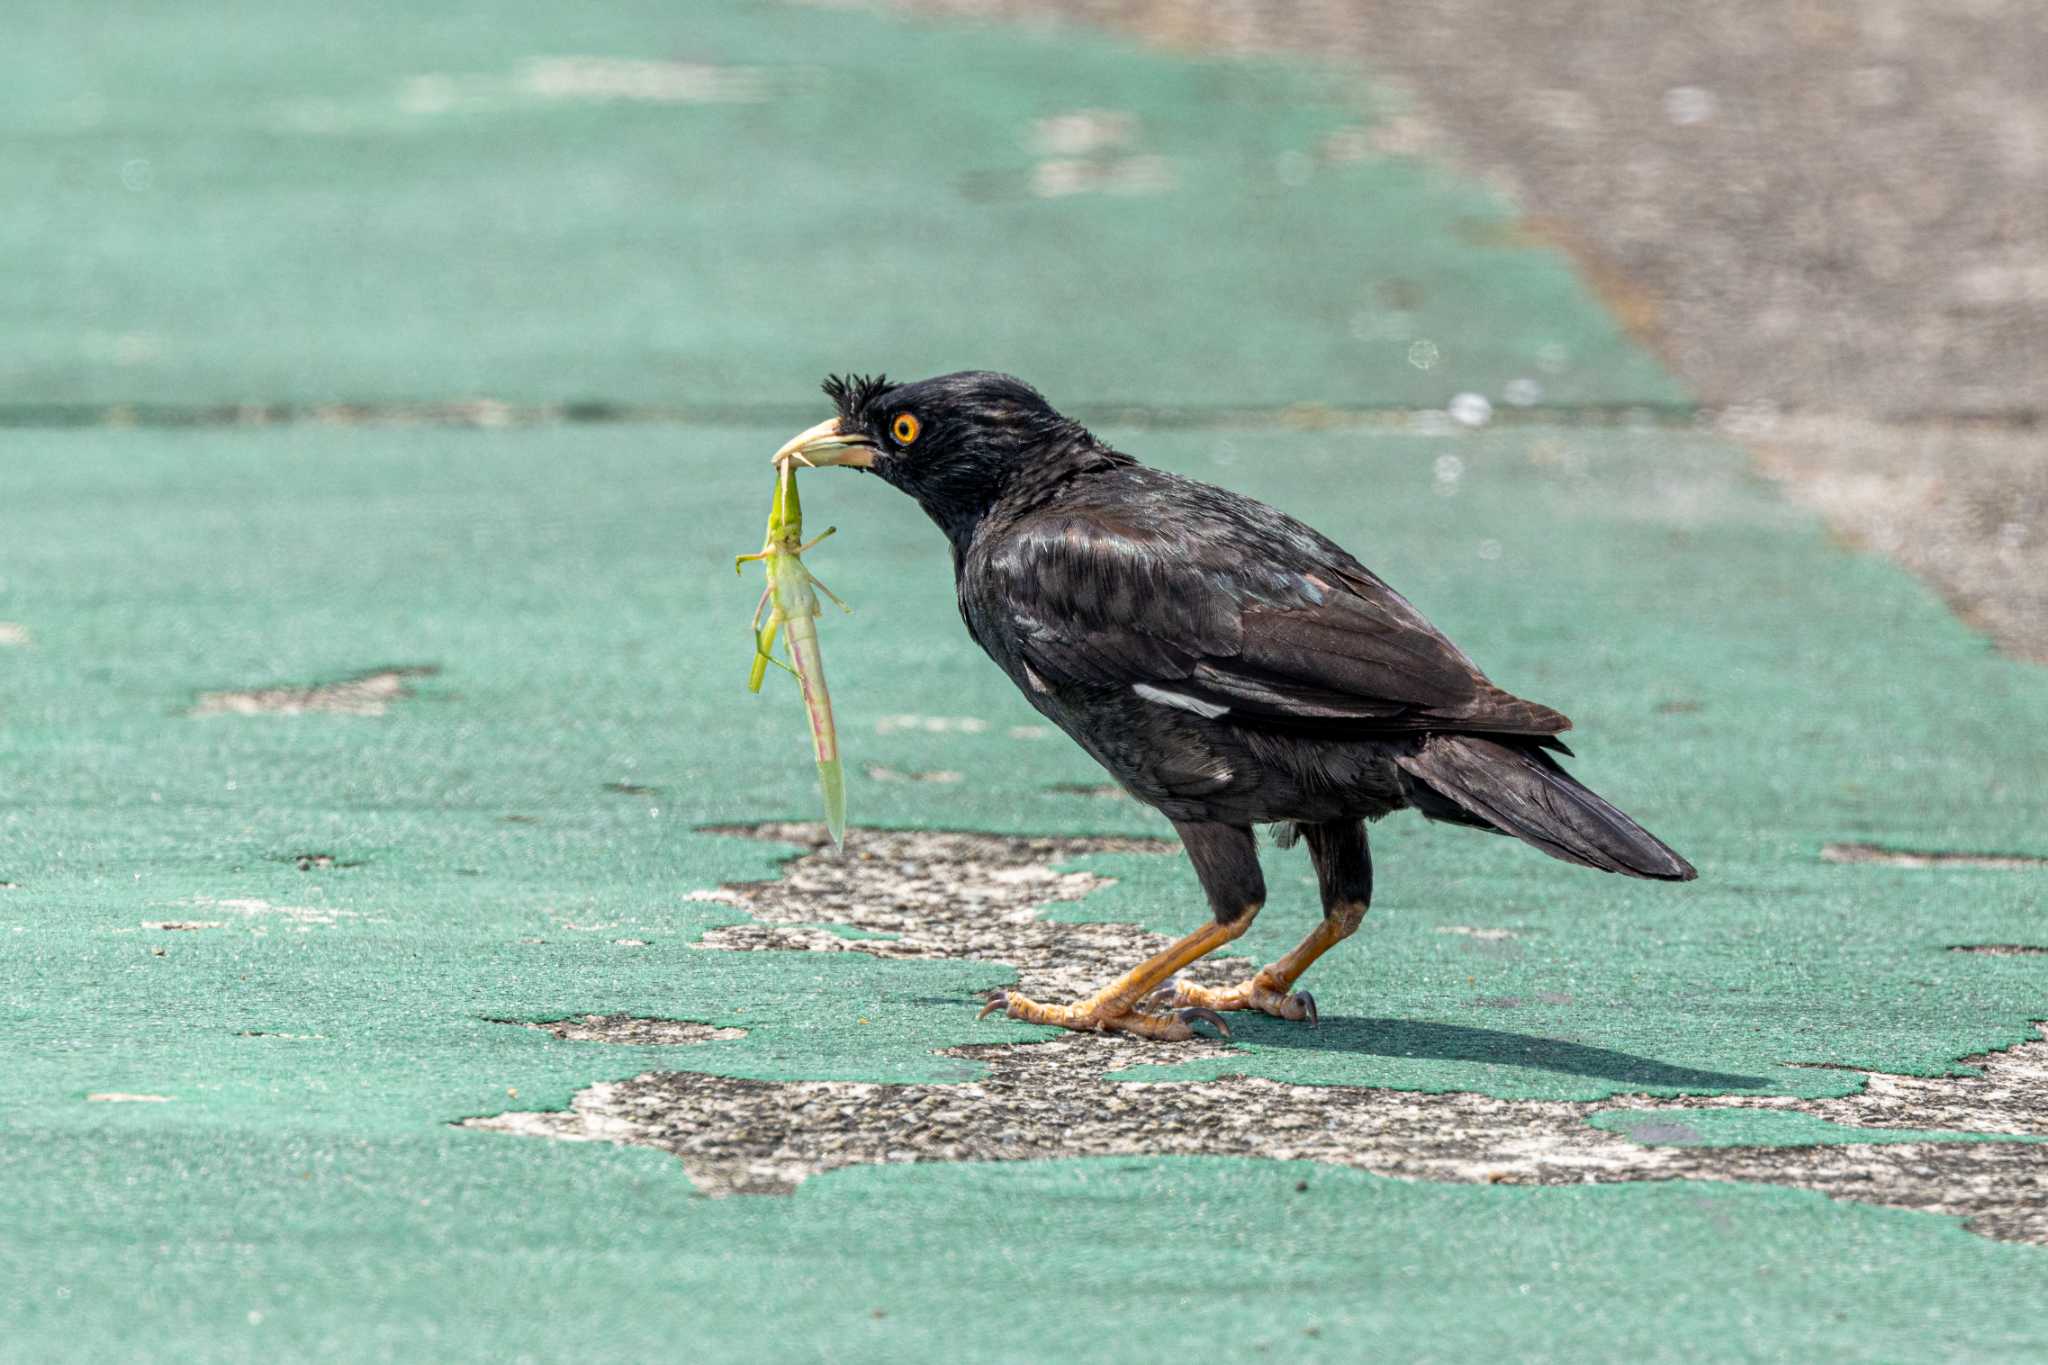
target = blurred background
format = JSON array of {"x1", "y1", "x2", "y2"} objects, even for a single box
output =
[
  {"x1": 890, "y1": 0, "x2": 2048, "y2": 656},
  {"x1": 925, "y1": 0, "x2": 2048, "y2": 659},
  {"x1": 10, "y1": 0, "x2": 2043, "y2": 656}
]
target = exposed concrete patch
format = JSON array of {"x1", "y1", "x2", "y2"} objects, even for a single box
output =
[
  {"x1": 473, "y1": 1025, "x2": 2048, "y2": 1243},
  {"x1": 1776, "y1": 1030, "x2": 2048, "y2": 1140},
  {"x1": 0, "y1": 623, "x2": 30, "y2": 647},
  {"x1": 189, "y1": 665, "x2": 438, "y2": 717},
  {"x1": 397, "y1": 58, "x2": 772, "y2": 115},
  {"x1": 863, "y1": 765, "x2": 965, "y2": 784},
  {"x1": 690, "y1": 823, "x2": 1253, "y2": 1003},
  {"x1": 872, "y1": 714, "x2": 991, "y2": 735},
  {"x1": 282, "y1": 853, "x2": 366, "y2": 872},
  {"x1": 87, "y1": 1092, "x2": 173, "y2": 1103},
  {"x1": 1590, "y1": 1106, "x2": 2046, "y2": 1150},
  {"x1": 515, "y1": 57, "x2": 772, "y2": 106},
  {"x1": 469, "y1": 822, "x2": 2048, "y2": 1244},
  {"x1": 275, "y1": 58, "x2": 774, "y2": 138},
  {"x1": 133, "y1": 898, "x2": 376, "y2": 936},
  {"x1": 1046, "y1": 781, "x2": 1128, "y2": 799},
  {"x1": 496, "y1": 1015, "x2": 748, "y2": 1046},
  {"x1": 187, "y1": 897, "x2": 363, "y2": 927},
  {"x1": 1823, "y1": 841, "x2": 2048, "y2": 871}
]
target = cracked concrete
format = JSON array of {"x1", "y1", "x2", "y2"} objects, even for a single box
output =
[
  {"x1": 471, "y1": 1028, "x2": 2048, "y2": 1243},
  {"x1": 501, "y1": 1015, "x2": 748, "y2": 1046},
  {"x1": 691, "y1": 822, "x2": 1255, "y2": 1004},
  {"x1": 469, "y1": 824, "x2": 2048, "y2": 1245},
  {"x1": 1823, "y1": 841, "x2": 2048, "y2": 871},
  {"x1": 188, "y1": 665, "x2": 437, "y2": 717}
]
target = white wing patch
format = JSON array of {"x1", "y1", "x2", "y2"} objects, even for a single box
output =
[{"x1": 1132, "y1": 683, "x2": 1230, "y2": 719}]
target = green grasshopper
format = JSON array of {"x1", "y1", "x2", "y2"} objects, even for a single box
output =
[{"x1": 736, "y1": 454, "x2": 851, "y2": 847}]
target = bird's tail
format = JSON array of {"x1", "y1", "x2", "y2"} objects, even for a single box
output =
[{"x1": 1395, "y1": 734, "x2": 1696, "y2": 881}]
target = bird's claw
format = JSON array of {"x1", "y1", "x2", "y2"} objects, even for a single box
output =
[
  {"x1": 1144, "y1": 979, "x2": 1184, "y2": 1013},
  {"x1": 1150, "y1": 976, "x2": 1319, "y2": 1025},
  {"x1": 976, "y1": 989, "x2": 1229, "y2": 1041}
]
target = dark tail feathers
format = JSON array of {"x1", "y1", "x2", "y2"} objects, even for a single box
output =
[{"x1": 1396, "y1": 734, "x2": 1696, "y2": 881}]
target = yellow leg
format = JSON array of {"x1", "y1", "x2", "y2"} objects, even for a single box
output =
[
  {"x1": 979, "y1": 913, "x2": 1255, "y2": 1041},
  {"x1": 1155, "y1": 898, "x2": 1367, "y2": 1024}
]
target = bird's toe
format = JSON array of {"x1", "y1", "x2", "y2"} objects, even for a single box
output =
[
  {"x1": 1153, "y1": 975, "x2": 1320, "y2": 1024},
  {"x1": 973, "y1": 988, "x2": 1225, "y2": 1041},
  {"x1": 1144, "y1": 975, "x2": 1196, "y2": 1012},
  {"x1": 1175, "y1": 1006, "x2": 1231, "y2": 1039}
]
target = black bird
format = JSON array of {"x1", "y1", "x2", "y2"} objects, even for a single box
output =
[{"x1": 774, "y1": 371, "x2": 1695, "y2": 1041}]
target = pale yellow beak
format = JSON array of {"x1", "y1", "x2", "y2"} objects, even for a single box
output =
[{"x1": 772, "y1": 417, "x2": 876, "y2": 469}]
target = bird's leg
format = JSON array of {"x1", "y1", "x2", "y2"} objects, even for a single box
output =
[
  {"x1": 981, "y1": 821, "x2": 1263, "y2": 1042},
  {"x1": 982, "y1": 917, "x2": 1249, "y2": 1039},
  {"x1": 1156, "y1": 820, "x2": 1372, "y2": 1024}
]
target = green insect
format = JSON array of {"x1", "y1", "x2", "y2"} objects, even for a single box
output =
[{"x1": 736, "y1": 453, "x2": 851, "y2": 847}]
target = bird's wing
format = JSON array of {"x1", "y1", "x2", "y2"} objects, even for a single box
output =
[{"x1": 976, "y1": 506, "x2": 1569, "y2": 739}]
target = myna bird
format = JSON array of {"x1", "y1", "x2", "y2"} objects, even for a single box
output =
[{"x1": 776, "y1": 371, "x2": 1695, "y2": 1041}]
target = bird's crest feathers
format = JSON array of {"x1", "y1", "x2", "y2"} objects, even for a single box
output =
[{"x1": 823, "y1": 374, "x2": 893, "y2": 425}]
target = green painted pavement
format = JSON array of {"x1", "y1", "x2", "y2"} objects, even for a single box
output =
[
  {"x1": 8, "y1": 0, "x2": 2048, "y2": 1355},
  {"x1": 6, "y1": 415, "x2": 2048, "y2": 1355},
  {"x1": 4, "y1": 420, "x2": 2046, "y2": 1125},
  {"x1": 8, "y1": 0, "x2": 1677, "y2": 411},
  {"x1": 6, "y1": 1147, "x2": 2048, "y2": 1363},
  {"x1": 1589, "y1": 1108, "x2": 2047, "y2": 1148}
]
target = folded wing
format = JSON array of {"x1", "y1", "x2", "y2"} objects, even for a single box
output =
[{"x1": 973, "y1": 503, "x2": 1570, "y2": 742}]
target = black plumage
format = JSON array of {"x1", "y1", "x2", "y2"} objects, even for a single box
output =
[{"x1": 788, "y1": 370, "x2": 1694, "y2": 1040}]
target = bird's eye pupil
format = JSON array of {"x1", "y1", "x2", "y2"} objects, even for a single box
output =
[{"x1": 892, "y1": 413, "x2": 920, "y2": 444}]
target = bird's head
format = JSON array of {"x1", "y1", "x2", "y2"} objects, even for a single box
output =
[{"x1": 772, "y1": 371, "x2": 1105, "y2": 545}]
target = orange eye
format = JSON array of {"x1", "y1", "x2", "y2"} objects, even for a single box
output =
[{"x1": 891, "y1": 412, "x2": 921, "y2": 445}]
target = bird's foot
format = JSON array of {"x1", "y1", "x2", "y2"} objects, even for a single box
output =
[
  {"x1": 1149, "y1": 973, "x2": 1317, "y2": 1024},
  {"x1": 977, "y1": 989, "x2": 1230, "y2": 1042}
]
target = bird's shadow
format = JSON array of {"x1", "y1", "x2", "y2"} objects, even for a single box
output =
[{"x1": 1226, "y1": 1014, "x2": 1771, "y2": 1091}]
